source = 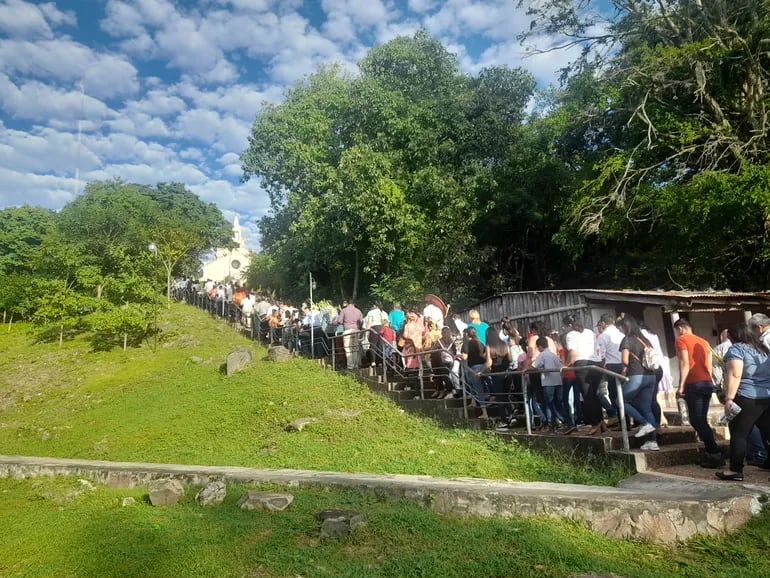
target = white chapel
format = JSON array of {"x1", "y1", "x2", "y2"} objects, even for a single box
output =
[{"x1": 201, "y1": 215, "x2": 252, "y2": 283}]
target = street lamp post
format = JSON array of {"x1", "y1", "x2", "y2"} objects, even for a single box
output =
[{"x1": 148, "y1": 242, "x2": 158, "y2": 353}]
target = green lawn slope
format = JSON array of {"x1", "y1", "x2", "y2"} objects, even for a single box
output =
[
  {"x1": 1, "y1": 476, "x2": 769, "y2": 578},
  {"x1": 0, "y1": 302, "x2": 624, "y2": 485}
]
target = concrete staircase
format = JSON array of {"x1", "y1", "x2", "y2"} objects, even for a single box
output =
[{"x1": 321, "y1": 359, "x2": 733, "y2": 474}]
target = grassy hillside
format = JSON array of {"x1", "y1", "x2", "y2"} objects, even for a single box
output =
[
  {"x1": 0, "y1": 302, "x2": 625, "y2": 485},
  {"x1": 1, "y1": 476, "x2": 769, "y2": 578}
]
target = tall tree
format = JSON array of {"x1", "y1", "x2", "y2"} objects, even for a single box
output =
[
  {"x1": 0, "y1": 206, "x2": 55, "y2": 275},
  {"x1": 525, "y1": 0, "x2": 770, "y2": 289}
]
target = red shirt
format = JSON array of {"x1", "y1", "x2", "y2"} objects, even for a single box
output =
[
  {"x1": 379, "y1": 326, "x2": 396, "y2": 342},
  {"x1": 675, "y1": 332, "x2": 711, "y2": 384}
]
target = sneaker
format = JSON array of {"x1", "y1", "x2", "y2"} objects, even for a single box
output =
[
  {"x1": 700, "y1": 452, "x2": 726, "y2": 469},
  {"x1": 634, "y1": 423, "x2": 656, "y2": 438},
  {"x1": 495, "y1": 422, "x2": 511, "y2": 432},
  {"x1": 443, "y1": 392, "x2": 456, "y2": 400},
  {"x1": 640, "y1": 440, "x2": 660, "y2": 451}
]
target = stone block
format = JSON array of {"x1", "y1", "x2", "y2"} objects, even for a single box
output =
[
  {"x1": 196, "y1": 481, "x2": 226, "y2": 506},
  {"x1": 148, "y1": 478, "x2": 185, "y2": 506},
  {"x1": 226, "y1": 348, "x2": 253, "y2": 376},
  {"x1": 237, "y1": 491, "x2": 293, "y2": 512},
  {"x1": 267, "y1": 346, "x2": 291, "y2": 362},
  {"x1": 317, "y1": 509, "x2": 366, "y2": 538}
]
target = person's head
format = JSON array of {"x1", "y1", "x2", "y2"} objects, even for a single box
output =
[
  {"x1": 393, "y1": 302, "x2": 401, "y2": 310},
  {"x1": 382, "y1": 318, "x2": 390, "y2": 327},
  {"x1": 597, "y1": 313, "x2": 615, "y2": 331},
  {"x1": 441, "y1": 326, "x2": 452, "y2": 340},
  {"x1": 728, "y1": 322, "x2": 768, "y2": 353},
  {"x1": 563, "y1": 315, "x2": 584, "y2": 333},
  {"x1": 529, "y1": 321, "x2": 546, "y2": 337},
  {"x1": 718, "y1": 328, "x2": 730, "y2": 343},
  {"x1": 617, "y1": 314, "x2": 647, "y2": 342},
  {"x1": 486, "y1": 326, "x2": 508, "y2": 357},
  {"x1": 673, "y1": 318, "x2": 693, "y2": 335},
  {"x1": 536, "y1": 336, "x2": 549, "y2": 351},
  {"x1": 466, "y1": 327, "x2": 478, "y2": 341},
  {"x1": 469, "y1": 309, "x2": 481, "y2": 323},
  {"x1": 749, "y1": 313, "x2": 770, "y2": 335}
]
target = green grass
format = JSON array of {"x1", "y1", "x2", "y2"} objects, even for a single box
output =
[
  {"x1": 1, "y1": 476, "x2": 769, "y2": 578},
  {"x1": 0, "y1": 303, "x2": 626, "y2": 485}
]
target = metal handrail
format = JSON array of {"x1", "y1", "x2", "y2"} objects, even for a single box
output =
[{"x1": 172, "y1": 289, "x2": 636, "y2": 451}]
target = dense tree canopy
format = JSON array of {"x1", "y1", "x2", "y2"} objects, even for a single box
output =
[
  {"x1": 242, "y1": 31, "x2": 541, "y2": 304},
  {"x1": 0, "y1": 181, "x2": 230, "y2": 348}
]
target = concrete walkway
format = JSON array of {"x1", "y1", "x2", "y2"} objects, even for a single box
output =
[{"x1": 1, "y1": 454, "x2": 767, "y2": 544}]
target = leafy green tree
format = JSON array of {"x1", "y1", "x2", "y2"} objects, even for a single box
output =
[
  {"x1": 30, "y1": 279, "x2": 99, "y2": 345},
  {"x1": 86, "y1": 302, "x2": 152, "y2": 351},
  {"x1": 0, "y1": 206, "x2": 55, "y2": 275},
  {"x1": 242, "y1": 33, "x2": 540, "y2": 303}
]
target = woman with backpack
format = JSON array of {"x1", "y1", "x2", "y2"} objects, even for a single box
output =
[{"x1": 618, "y1": 315, "x2": 660, "y2": 451}]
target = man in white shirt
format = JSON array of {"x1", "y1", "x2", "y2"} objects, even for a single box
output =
[{"x1": 596, "y1": 313, "x2": 623, "y2": 416}]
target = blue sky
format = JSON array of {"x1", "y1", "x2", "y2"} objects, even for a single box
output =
[{"x1": 0, "y1": 0, "x2": 583, "y2": 247}]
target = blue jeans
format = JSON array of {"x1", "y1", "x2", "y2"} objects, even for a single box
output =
[
  {"x1": 542, "y1": 385, "x2": 565, "y2": 425},
  {"x1": 464, "y1": 363, "x2": 488, "y2": 403},
  {"x1": 562, "y1": 377, "x2": 579, "y2": 426},
  {"x1": 683, "y1": 380, "x2": 719, "y2": 454},
  {"x1": 623, "y1": 373, "x2": 658, "y2": 440}
]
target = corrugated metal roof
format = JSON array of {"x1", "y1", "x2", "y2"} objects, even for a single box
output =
[{"x1": 495, "y1": 289, "x2": 770, "y2": 300}]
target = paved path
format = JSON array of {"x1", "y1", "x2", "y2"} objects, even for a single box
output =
[{"x1": 1, "y1": 454, "x2": 768, "y2": 543}]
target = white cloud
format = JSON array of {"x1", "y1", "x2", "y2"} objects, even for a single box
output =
[
  {"x1": 407, "y1": 0, "x2": 437, "y2": 13},
  {"x1": 0, "y1": 166, "x2": 78, "y2": 208},
  {"x1": 38, "y1": 2, "x2": 77, "y2": 27},
  {"x1": 0, "y1": 124, "x2": 98, "y2": 175},
  {"x1": 0, "y1": 74, "x2": 113, "y2": 123},
  {"x1": 0, "y1": 39, "x2": 139, "y2": 99},
  {"x1": 0, "y1": 0, "x2": 74, "y2": 39}
]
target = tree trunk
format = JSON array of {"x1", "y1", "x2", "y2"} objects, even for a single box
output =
[
  {"x1": 59, "y1": 325, "x2": 63, "y2": 347},
  {"x1": 7, "y1": 312, "x2": 13, "y2": 333},
  {"x1": 166, "y1": 268, "x2": 172, "y2": 306},
  {"x1": 123, "y1": 332, "x2": 128, "y2": 351},
  {"x1": 352, "y1": 248, "x2": 359, "y2": 302},
  {"x1": 97, "y1": 284, "x2": 103, "y2": 299}
]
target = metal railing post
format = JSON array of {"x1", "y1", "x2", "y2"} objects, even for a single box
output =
[
  {"x1": 523, "y1": 374, "x2": 532, "y2": 435},
  {"x1": 616, "y1": 380, "x2": 629, "y2": 451},
  {"x1": 331, "y1": 332, "x2": 336, "y2": 371},
  {"x1": 460, "y1": 363, "x2": 469, "y2": 422},
  {"x1": 418, "y1": 353, "x2": 425, "y2": 400},
  {"x1": 382, "y1": 343, "x2": 388, "y2": 385}
]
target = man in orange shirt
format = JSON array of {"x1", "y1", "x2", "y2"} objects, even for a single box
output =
[{"x1": 674, "y1": 318, "x2": 723, "y2": 468}]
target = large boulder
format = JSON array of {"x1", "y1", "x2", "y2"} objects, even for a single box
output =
[
  {"x1": 148, "y1": 478, "x2": 185, "y2": 506},
  {"x1": 226, "y1": 348, "x2": 253, "y2": 376},
  {"x1": 237, "y1": 491, "x2": 293, "y2": 512},
  {"x1": 316, "y1": 509, "x2": 367, "y2": 538},
  {"x1": 195, "y1": 481, "x2": 227, "y2": 507},
  {"x1": 267, "y1": 345, "x2": 291, "y2": 362}
]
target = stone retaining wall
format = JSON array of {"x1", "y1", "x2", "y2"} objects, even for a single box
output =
[{"x1": 1, "y1": 455, "x2": 766, "y2": 544}]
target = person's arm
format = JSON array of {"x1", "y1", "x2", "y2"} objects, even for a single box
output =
[
  {"x1": 483, "y1": 348, "x2": 492, "y2": 371},
  {"x1": 724, "y1": 358, "x2": 743, "y2": 412},
  {"x1": 677, "y1": 349, "x2": 690, "y2": 395},
  {"x1": 620, "y1": 348, "x2": 630, "y2": 374}
]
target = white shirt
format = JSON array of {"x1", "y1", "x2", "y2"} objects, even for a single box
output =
[
  {"x1": 365, "y1": 307, "x2": 384, "y2": 328},
  {"x1": 566, "y1": 328, "x2": 600, "y2": 362},
  {"x1": 597, "y1": 324, "x2": 624, "y2": 364},
  {"x1": 423, "y1": 303, "x2": 444, "y2": 328}
]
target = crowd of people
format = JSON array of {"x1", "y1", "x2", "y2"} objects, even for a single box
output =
[{"x1": 175, "y1": 278, "x2": 770, "y2": 478}]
